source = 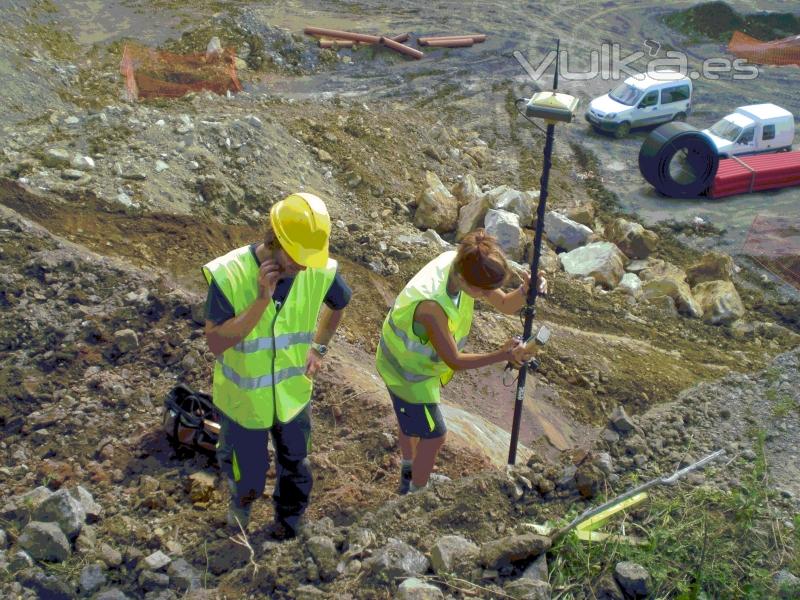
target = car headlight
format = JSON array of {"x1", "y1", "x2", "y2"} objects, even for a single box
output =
[{"x1": 606, "y1": 113, "x2": 616, "y2": 119}]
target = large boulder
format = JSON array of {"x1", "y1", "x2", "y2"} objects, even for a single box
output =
[
  {"x1": 692, "y1": 280, "x2": 745, "y2": 324},
  {"x1": 456, "y1": 194, "x2": 491, "y2": 241},
  {"x1": 414, "y1": 171, "x2": 459, "y2": 233},
  {"x1": 365, "y1": 538, "x2": 429, "y2": 583},
  {"x1": 614, "y1": 561, "x2": 651, "y2": 598},
  {"x1": 33, "y1": 488, "x2": 86, "y2": 539},
  {"x1": 604, "y1": 218, "x2": 658, "y2": 259},
  {"x1": 639, "y1": 260, "x2": 702, "y2": 318},
  {"x1": 610, "y1": 405, "x2": 635, "y2": 433},
  {"x1": 486, "y1": 186, "x2": 539, "y2": 227},
  {"x1": 17, "y1": 568, "x2": 74, "y2": 600},
  {"x1": 167, "y1": 558, "x2": 203, "y2": 591},
  {"x1": 397, "y1": 577, "x2": 445, "y2": 600},
  {"x1": 479, "y1": 533, "x2": 551, "y2": 569},
  {"x1": 544, "y1": 212, "x2": 592, "y2": 251},
  {"x1": 642, "y1": 276, "x2": 702, "y2": 318},
  {"x1": 535, "y1": 243, "x2": 561, "y2": 274},
  {"x1": 450, "y1": 174, "x2": 483, "y2": 208},
  {"x1": 559, "y1": 242, "x2": 627, "y2": 289},
  {"x1": 686, "y1": 251, "x2": 734, "y2": 285},
  {"x1": 775, "y1": 570, "x2": 800, "y2": 599},
  {"x1": 18, "y1": 521, "x2": 71, "y2": 562},
  {"x1": 567, "y1": 203, "x2": 595, "y2": 228},
  {"x1": 70, "y1": 486, "x2": 102, "y2": 523},
  {"x1": 79, "y1": 563, "x2": 107, "y2": 595},
  {"x1": 2, "y1": 486, "x2": 53, "y2": 522},
  {"x1": 485, "y1": 209, "x2": 523, "y2": 261},
  {"x1": 43, "y1": 148, "x2": 72, "y2": 168},
  {"x1": 430, "y1": 535, "x2": 479, "y2": 578},
  {"x1": 504, "y1": 578, "x2": 552, "y2": 600},
  {"x1": 636, "y1": 258, "x2": 681, "y2": 282},
  {"x1": 618, "y1": 272, "x2": 642, "y2": 297},
  {"x1": 307, "y1": 535, "x2": 339, "y2": 581}
]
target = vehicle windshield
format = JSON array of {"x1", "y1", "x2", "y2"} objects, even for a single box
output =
[
  {"x1": 609, "y1": 83, "x2": 643, "y2": 106},
  {"x1": 709, "y1": 118, "x2": 743, "y2": 142}
]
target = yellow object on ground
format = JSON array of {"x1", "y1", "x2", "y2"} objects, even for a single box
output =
[{"x1": 575, "y1": 492, "x2": 649, "y2": 533}]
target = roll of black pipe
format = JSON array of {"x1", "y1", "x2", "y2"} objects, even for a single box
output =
[{"x1": 638, "y1": 122, "x2": 719, "y2": 198}]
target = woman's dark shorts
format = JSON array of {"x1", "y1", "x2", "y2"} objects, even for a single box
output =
[{"x1": 388, "y1": 389, "x2": 447, "y2": 439}]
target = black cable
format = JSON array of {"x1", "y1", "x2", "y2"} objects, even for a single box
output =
[{"x1": 515, "y1": 98, "x2": 548, "y2": 136}]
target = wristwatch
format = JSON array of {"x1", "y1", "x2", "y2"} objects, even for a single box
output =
[{"x1": 311, "y1": 342, "x2": 328, "y2": 356}]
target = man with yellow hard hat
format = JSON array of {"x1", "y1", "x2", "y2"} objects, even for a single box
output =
[{"x1": 203, "y1": 192, "x2": 351, "y2": 540}]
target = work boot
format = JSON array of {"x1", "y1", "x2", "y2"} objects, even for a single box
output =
[
  {"x1": 398, "y1": 462, "x2": 413, "y2": 495},
  {"x1": 264, "y1": 518, "x2": 296, "y2": 541},
  {"x1": 226, "y1": 502, "x2": 251, "y2": 531}
]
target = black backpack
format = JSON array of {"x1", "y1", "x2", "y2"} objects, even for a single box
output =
[{"x1": 162, "y1": 384, "x2": 220, "y2": 453}]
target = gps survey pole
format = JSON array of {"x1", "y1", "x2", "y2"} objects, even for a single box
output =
[{"x1": 508, "y1": 40, "x2": 579, "y2": 465}]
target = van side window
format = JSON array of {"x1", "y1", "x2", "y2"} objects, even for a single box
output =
[
  {"x1": 639, "y1": 92, "x2": 658, "y2": 108},
  {"x1": 661, "y1": 85, "x2": 690, "y2": 104},
  {"x1": 739, "y1": 126, "x2": 755, "y2": 144},
  {"x1": 763, "y1": 124, "x2": 776, "y2": 141}
]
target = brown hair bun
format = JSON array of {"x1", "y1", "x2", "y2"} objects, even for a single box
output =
[{"x1": 454, "y1": 229, "x2": 509, "y2": 290}]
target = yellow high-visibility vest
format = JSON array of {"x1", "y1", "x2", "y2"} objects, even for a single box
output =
[
  {"x1": 203, "y1": 246, "x2": 337, "y2": 428},
  {"x1": 376, "y1": 251, "x2": 474, "y2": 404}
]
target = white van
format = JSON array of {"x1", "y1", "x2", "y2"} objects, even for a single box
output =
[
  {"x1": 585, "y1": 70, "x2": 692, "y2": 138},
  {"x1": 702, "y1": 104, "x2": 794, "y2": 157}
]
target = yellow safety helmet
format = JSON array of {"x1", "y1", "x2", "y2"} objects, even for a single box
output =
[{"x1": 270, "y1": 192, "x2": 331, "y2": 269}]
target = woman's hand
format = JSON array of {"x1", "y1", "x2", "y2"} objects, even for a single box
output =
[
  {"x1": 519, "y1": 271, "x2": 548, "y2": 296},
  {"x1": 500, "y1": 337, "x2": 535, "y2": 367}
]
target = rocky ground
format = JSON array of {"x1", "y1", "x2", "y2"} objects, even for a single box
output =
[{"x1": 1, "y1": 1, "x2": 799, "y2": 599}]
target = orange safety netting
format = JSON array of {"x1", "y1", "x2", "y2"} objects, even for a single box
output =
[
  {"x1": 742, "y1": 215, "x2": 800, "y2": 290},
  {"x1": 728, "y1": 31, "x2": 800, "y2": 67},
  {"x1": 120, "y1": 44, "x2": 242, "y2": 101}
]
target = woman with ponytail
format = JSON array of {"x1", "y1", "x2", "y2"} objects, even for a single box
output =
[{"x1": 375, "y1": 229, "x2": 546, "y2": 494}]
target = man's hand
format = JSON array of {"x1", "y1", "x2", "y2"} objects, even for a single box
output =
[
  {"x1": 305, "y1": 347, "x2": 324, "y2": 378},
  {"x1": 258, "y1": 259, "x2": 282, "y2": 301}
]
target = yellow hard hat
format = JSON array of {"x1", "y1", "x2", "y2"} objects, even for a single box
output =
[{"x1": 270, "y1": 192, "x2": 331, "y2": 269}]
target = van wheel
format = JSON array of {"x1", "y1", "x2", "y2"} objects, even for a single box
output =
[
  {"x1": 673, "y1": 112, "x2": 687, "y2": 122},
  {"x1": 613, "y1": 122, "x2": 631, "y2": 139}
]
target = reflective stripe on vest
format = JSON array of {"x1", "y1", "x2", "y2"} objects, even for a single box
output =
[
  {"x1": 375, "y1": 251, "x2": 474, "y2": 404},
  {"x1": 386, "y1": 317, "x2": 468, "y2": 363},
  {"x1": 234, "y1": 332, "x2": 313, "y2": 354},
  {"x1": 203, "y1": 246, "x2": 337, "y2": 428},
  {"x1": 378, "y1": 338, "x2": 430, "y2": 383},
  {"x1": 218, "y1": 361, "x2": 308, "y2": 391}
]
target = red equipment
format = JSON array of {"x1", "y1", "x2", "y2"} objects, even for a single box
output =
[{"x1": 709, "y1": 151, "x2": 800, "y2": 199}]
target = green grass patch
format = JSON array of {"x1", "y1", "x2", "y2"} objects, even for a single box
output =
[
  {"x1": 22, "y1": 23, "x2": 81, "y2": 61},
  {"x1": 414, "y1": 82, "x2": 461, "y2": 108},
  {"x1": 661, "y1": 2, "x2": 800, "y2": 44},
  {"x1": 770, "y1": 392, "x2": 797, "y2": 419},
  {"x1": 549, "y1": 431, "x2": 795, "y2": 598}
]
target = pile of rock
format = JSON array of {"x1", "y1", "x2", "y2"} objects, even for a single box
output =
[
  {"x1": 414, "y1": 173, "x2": 540, "y2": 262},
  {"x1": 413, "y1": 178, "x2": 747, "y2": 324},
  {"x1": 362, "y1": 529, "x2": 553, "y2": 598},
  {"x1": 1, "y1": 484, "x2": 206, "y2": 599}
]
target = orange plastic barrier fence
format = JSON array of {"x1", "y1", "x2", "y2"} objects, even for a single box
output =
[
  {"x1": 742, "y1": 215, "x2": 800, "y2": 290},
  {"x1": 120, "y1": 44, "x2": 242, "y2": 101},
  {"x1": 728, "y1": 31, "x2": 800, "y2": 67}
]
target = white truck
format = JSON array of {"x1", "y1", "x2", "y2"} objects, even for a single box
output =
[
  {"x1": 585, "y1": 70, "x2": 693, "y2": 138},
  {"x1": 702, "y1": 104, "x2": 795, "y2": 157}
]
